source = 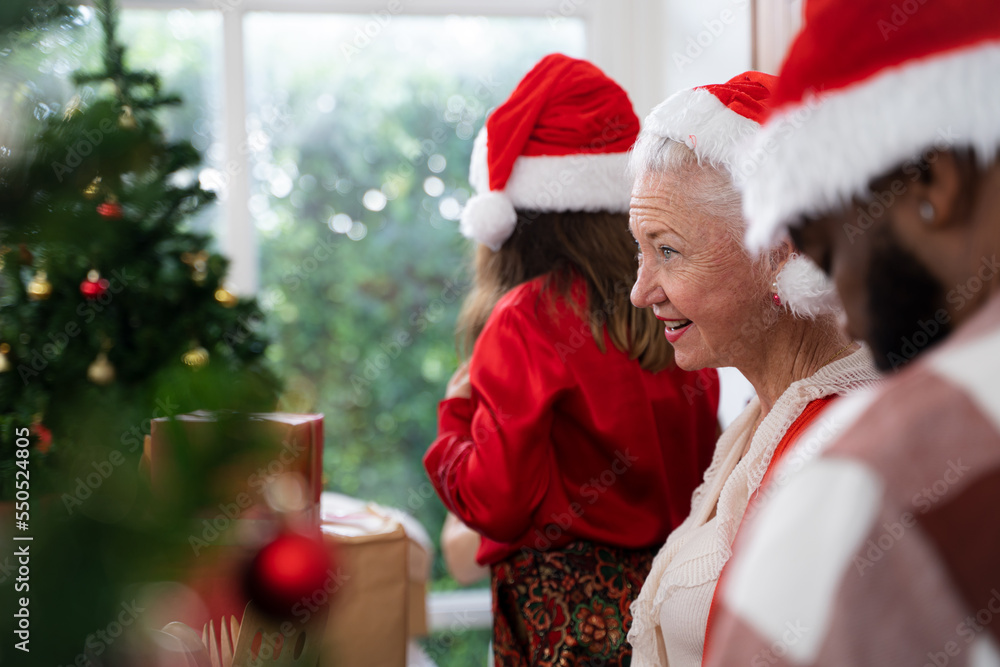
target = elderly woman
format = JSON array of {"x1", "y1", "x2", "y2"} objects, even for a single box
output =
[{"x1": 625, "y1": 72, "x2": 882, "y2": 667}]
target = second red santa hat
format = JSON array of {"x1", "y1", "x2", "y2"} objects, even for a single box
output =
[
  {"x1": 636, "y1": 71, "x2": 840, "y2": 318},
  {"x1": 461, "y1": 53, "x2": 640, "y2": 250}
]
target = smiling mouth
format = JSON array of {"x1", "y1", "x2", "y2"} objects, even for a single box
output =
[{"x1": 663, "y1": 319, "x2": 692, "y2": 332}]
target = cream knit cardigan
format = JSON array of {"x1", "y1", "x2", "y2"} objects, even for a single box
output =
[{"x1": 628, "y1": 347, "x2": 881, "y2": 667}]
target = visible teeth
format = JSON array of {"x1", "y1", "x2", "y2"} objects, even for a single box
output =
[{"x1": 664, "y1": 319, "x2": 691, "y2": 331}]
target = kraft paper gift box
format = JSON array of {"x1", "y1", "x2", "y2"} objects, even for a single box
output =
[
  {"x1": 148, "y1": 411, "x2": 324, "y2": 631},
  {"x1": 320, "y1": 492, "x2": 433, "y2": 667}
]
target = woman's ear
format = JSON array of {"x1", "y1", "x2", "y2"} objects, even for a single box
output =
[{"x1": 769, "y1": 237, "x2": 795, "y2": 276}]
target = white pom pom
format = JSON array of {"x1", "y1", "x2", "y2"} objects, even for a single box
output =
[
  {"x1": 776, "y1": 254, "x2": 842, "y2": 319},
  {"x1": 459, "y1": 191, "x2": 518, "y2": 251}
]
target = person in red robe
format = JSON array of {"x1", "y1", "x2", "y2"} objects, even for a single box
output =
[{"x1": 423, "y1": 54, "x2": 720, "y2": 666}]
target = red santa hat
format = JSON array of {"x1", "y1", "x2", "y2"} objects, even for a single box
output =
[
  {"x1": 643, "y1": 70, "x2": 775, "y2": 179},
  {"x1": 460, "y1": 53, "x2": 640, "y2": 251},
  {"x1": 640, "y1": 71, "x2": 840, "y2": 318},
  {"x1": 743, "y1": 0, "x2": 1000, "y2": 252}
]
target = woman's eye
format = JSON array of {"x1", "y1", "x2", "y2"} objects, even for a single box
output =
[{"x1": 660, "y1": 246, "x2": 677, "y2": 260}]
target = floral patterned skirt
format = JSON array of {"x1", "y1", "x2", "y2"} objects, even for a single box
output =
[{"x1": 490, "y1": 541, "x2": 656, "y2": 667}]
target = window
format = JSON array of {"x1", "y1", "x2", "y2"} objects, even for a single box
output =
[{"x1": 241, "y1": 8, "x2": 584, "y2": 550}]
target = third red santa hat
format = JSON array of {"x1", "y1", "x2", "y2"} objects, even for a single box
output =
[
  {"x1": 461, "y1": 53, "x2": 640, "y2": 250},
  {"x1": 742, "y1": 0, "x2": 1000, "y2": 252},
  {"x1": 637, "y1": 70, "x2": 840, "y2": 318}
]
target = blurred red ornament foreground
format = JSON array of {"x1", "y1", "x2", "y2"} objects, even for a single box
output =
[
  {"x1": 244, "y1": 531, "x2": 332, "y2": 618},
  {"x1": 80, "y1": 276, "x2": 110, "y2": 298},
  {"x1": 31, "y1": 423, "x2": 52, "y2": 454},
  {"x1": 97, "y1": 200, "x2": 123, "y2": 219}
]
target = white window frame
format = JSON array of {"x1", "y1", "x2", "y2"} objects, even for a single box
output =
[{"x1": 751, "y1": 0, "x2": 803, "y2": 74}]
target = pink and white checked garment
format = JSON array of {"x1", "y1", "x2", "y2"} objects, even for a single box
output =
[{"x1": 705, "y1": 293, "x2": 1000, "y2": 666}]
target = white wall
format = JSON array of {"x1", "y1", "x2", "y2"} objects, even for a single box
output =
[
  {"x1": 589, "y1": 0, "x2": 752, "y2": 118},
  {"x1": 660, "y1": 0, "x2": 753, "y2": 100}
]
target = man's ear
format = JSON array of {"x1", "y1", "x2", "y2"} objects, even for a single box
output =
[{"x1": 896, "y1": 150, "x2": 965, "y2": 233}]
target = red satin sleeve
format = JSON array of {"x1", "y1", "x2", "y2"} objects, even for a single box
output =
[{"x1": 424, "y1": 301, "x2": 572, "y2": 544}]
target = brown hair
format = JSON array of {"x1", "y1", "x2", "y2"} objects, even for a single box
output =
[{"x1": 456, "y1": 210, "x2": 674, "y2": 373}]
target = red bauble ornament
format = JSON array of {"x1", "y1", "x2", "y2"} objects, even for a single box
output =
[
  {"x1": 31, "y1": 424, "x2": 52, "y2": 454},
  {"x1": 97, "y1": 201, "x2": 123, "y2": 219},
  {"x1": 244, "y1": 531, "x2": 332, "y2": 617},
  {"x1": 80, "y1": 272, "x2": 111, "y2": 299}
]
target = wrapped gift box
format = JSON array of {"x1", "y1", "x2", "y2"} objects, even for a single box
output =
[
  {"x1": 320, "y1": 492, "x2": 432, "y2": 667},
  {"x1": 150, "y1": 411, "x2": 324, "y2": 515}
]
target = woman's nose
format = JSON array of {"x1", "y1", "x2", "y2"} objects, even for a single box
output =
[{"x1": 631, "y1": 264, "x2": 665, "y2": 308}]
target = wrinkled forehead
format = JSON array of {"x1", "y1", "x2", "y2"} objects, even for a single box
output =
[{"x1": 629, "y1": 173, "x2": 700, "y2": 233}]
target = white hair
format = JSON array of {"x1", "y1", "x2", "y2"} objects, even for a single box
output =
[
  {"x1": 629, "y1": 133, "x2": 840, "y2": 320},
  {"x1": 630, "y1": 134, "x2": 748, "y2": 252}
]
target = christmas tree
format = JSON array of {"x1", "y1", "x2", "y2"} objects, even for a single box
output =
[
  {"x1": 0, "y1": 0, "x2": 284, "y2": 662},
  {"x1": 0, "y1": 0, "x2": 279, "y2": 496}
]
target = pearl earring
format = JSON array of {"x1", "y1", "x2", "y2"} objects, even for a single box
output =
[
  {"x1": 772, "y1": 281, "x2": 782, "y2": 307},
  {"x1": 919, "y1": 200, "x2": 935, "y2": 223}
]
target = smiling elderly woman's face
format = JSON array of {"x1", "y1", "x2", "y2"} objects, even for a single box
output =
[{"x1": 629, "y1": 167, "x2": 773, "y2": 371}]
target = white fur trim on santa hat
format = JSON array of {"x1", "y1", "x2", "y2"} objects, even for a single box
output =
[
  {"x1": 459, "y1": 191, "x2": 517, "y2": 251},
  {"x1": 643, "y1": 86, "x2": 761, "y2": 179},
  {"x1": 743, "y1": 41, "x2": 1000, "y2": 253},
  {"x1": 776, "y1": 254, "x2": 841, "y2": 319},
  {"x1": 460, "y1": 127, "x2": 633, "y2": 249}
]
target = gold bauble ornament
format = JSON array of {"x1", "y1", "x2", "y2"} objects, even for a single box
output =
[
  {"x1": 182, "y1": 345, "x2": 210, "y2": 368},
  {"x1": 87, "y1": 352, "x2": 116, "y2": 385},
  {"x1": 0, "y1": 344, "x2": 10, "y2": 373},
  {"x1": 214, "y1": 287, "x2": 238, "y2": 308},
  {"x1": 27, "y1": 271, "x2": 53, "y2": 301}
]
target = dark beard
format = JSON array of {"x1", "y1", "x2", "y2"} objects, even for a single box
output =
[{"x1": 867, "y1": 225, "x2": 952, "y2": 371}]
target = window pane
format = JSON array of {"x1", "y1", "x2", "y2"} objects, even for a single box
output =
[
  {"x1": 117, "y1": 8, "x2": 224, "y2": 237},
  {"x1": 0, "y1": 7, "x2": 224, "y2": 237},
  {"x1": 244, "y1": 13, "x2": 585, "y2": 586}
]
